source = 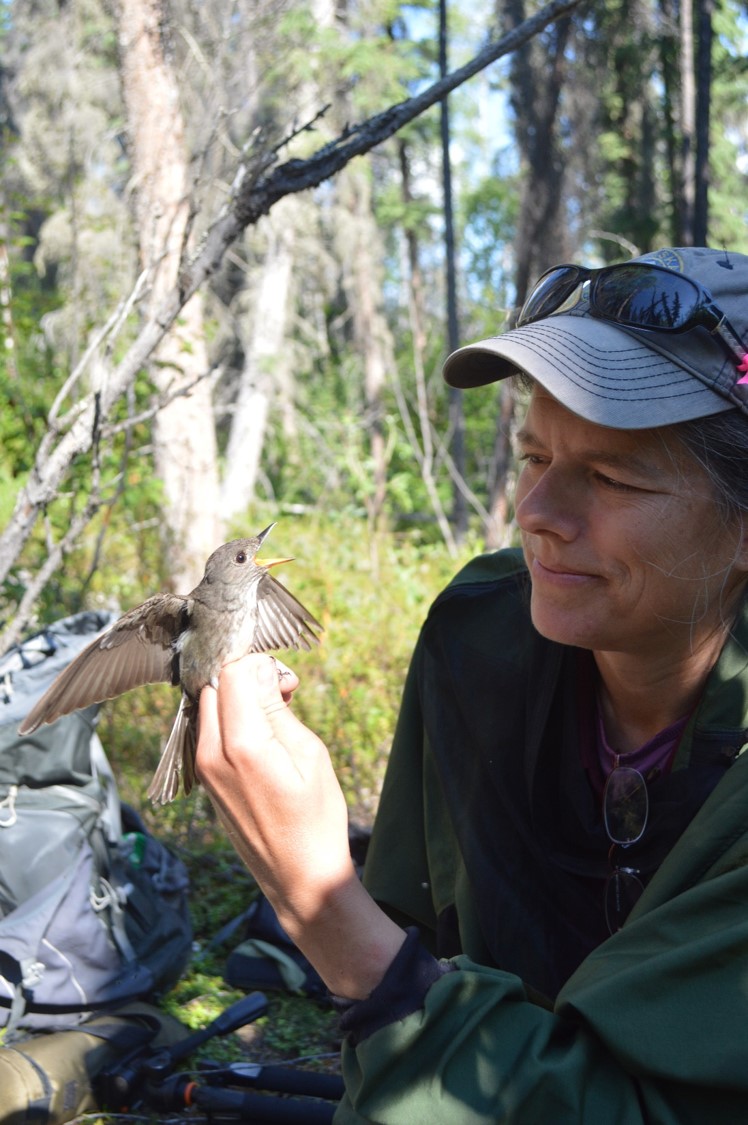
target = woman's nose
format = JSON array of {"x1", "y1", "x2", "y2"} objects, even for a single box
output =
[{"x1": 515, "y1": 465, "x2": 581, "y2": 541}]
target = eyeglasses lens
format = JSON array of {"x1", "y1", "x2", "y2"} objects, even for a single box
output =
[
  {"x1": 603, "y1": 765, "x2": 648, "y2": 846},
  {"x1": 605, "y1": 868, "x2": 644, "y2": 933},
  {"x1": 603, "y1": 764, "x2": 649, "y2": 933},
  {"x1": 518, "y1": 266, "x2": 586, "y2": 325},
  {"x1": 591, "y1": 266, "x2": 700, "y2": 331}
]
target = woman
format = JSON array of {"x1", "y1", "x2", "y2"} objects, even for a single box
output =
[{"x1": 196, "y1": 245, "x2": 748, "y2": 1122}]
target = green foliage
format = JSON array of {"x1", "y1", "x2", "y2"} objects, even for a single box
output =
[
  {"x1": 459, "y1": 164, "x2": 519, "y2": 319},
  {"x1": 161, "y1": 969, "x2": 338, "y2": 1068},
  {"x1": 698, "y1": 4, "x2": 748, "y2": 254},
  {"x1": 257, "y1": 993, "x2": 338, "y2": 1060},
  {"x1": 575, "y1": 0, "x2": 748, "y2": 254},
  {"x1": 0, "y1": 388, "x2": 166, "y2": 628},
  {"x1": 0, "y1": 190, "x2": 166, "y2": 623}
]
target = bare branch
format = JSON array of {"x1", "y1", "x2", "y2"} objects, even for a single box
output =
[
  {"x1": 47, "y1": 270, "x2": 150, "y2": 429},
  {"x1": 390, "y1": 366, "x2": 458, "y2": 556},
  {"x1": 103, "y1": 363, "x2": 222, "y2": 438},
  {"x1": 0, "y1": 505, "x2": 97, "y2": 652}
]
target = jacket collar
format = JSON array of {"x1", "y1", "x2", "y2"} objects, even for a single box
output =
[{"x1": 675, "y1": 592, "x2": 748, "y2": 770}]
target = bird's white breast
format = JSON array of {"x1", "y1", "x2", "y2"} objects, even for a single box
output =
[{"x1": 179, "y1": 581, "x2": 262, "y2": 693}]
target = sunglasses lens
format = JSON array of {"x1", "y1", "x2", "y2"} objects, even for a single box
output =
[
  {"x1": 605, "y1": 868, "x2": 644, "y2": 933},
  {"x1": 592, "y1": 266, "x2": 701, "y2": 331},
  {"x1": 518, "y1": 266, "x2": 585, "y2": 326},
  {"x1": 603, "y1": 765, "x2": 648, "y2": 846}
]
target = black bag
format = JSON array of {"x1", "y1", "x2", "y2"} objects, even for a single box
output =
[
  {"x1": 224, "y1": 893, "x2": 327, "y2": 999},
  {"x1": 0, "y1": 612, "x2": 192, "y2": 1033}
]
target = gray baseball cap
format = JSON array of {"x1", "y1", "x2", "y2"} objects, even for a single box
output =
[{"x1": 443, "y1": 246, "x2": 748, "y2": 428}]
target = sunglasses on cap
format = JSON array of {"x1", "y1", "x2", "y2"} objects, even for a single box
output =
[{"x1": 518, "y1": 261, "x2": 748, "y2": 378}]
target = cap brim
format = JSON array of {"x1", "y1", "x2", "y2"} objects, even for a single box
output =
[{"x1": 443, "y1": 314, "x2": 735, "y2": 429}]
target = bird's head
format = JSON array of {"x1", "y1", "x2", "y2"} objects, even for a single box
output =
[{"x1": 203, "y1": 525, "x2": 294, "y2": 585}]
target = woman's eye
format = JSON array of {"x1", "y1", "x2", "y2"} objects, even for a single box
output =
[{"x1": 596, "y1": 473, "x2": 634, "y2": 492}]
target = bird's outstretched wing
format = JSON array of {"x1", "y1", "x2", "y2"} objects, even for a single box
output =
[
  {"x1": 18, "y1": 594, "x2": 189, "y2": 734},
  {"x1": 252, "y1": 573, "x2": 322, "y2": 653}
]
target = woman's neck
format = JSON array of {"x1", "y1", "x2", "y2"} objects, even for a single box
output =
[{"x1": 593, "y1": 628, "x2": 729, "y2": 755}]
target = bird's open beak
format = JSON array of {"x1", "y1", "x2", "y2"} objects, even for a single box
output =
[
  {"x1": 255, "y1": 523, "x2": 294, "y2": 568},
  {"x1": 259, "y1": 555, "x2": 294, "y2": 569},
  {"x1": 257, "y1": 522, "x2": 276, "y2": 544}
]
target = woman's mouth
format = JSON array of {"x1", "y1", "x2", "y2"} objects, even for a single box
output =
[{"x1": 531, "y1": 558, "x2": 598, "y2": 583}]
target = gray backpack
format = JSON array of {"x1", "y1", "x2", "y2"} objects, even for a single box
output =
[{"x1": 0, "y1": 612, "x2": 192, "y2": 1033}]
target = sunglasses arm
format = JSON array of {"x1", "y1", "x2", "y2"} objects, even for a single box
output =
[{"x1": 703, "y1": 306, "x2": 748, "y2": 375}]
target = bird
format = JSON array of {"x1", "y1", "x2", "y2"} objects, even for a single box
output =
[{"x1": 18, "y1": 525, "x2": 322, "y2": 805}]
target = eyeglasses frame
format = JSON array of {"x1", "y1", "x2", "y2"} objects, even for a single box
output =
[{"x1": 602, "y1": 760, "x2": 649, "y2": 934}]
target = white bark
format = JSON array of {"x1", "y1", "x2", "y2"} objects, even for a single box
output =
[
  {"x1": 336, "y1": 166, "x2": 393, "y2": 524},
  {"x1": 220, "y1": 201, "x2": 296, "y2": 520}
]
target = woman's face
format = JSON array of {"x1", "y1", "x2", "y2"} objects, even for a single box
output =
[{"x1": 514, "y1": 386, "x2": 748, "y2": 659}]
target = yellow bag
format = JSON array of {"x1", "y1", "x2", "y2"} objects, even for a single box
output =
[{"x1": 0, "y1": 1002, "x2": 187, "y2": 1125}]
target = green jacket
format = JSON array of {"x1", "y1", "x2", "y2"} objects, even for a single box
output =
[{"x1": 337, "y1": 550, "x2": 748, "y2": 1123}]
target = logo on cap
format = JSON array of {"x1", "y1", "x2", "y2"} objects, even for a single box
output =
[{"x1": 639, "y1": 248, "x2": 684, "y2": 273}]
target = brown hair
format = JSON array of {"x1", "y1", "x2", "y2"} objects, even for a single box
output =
[{"x1": 674, "y1": 411, "x2": 748, "y2": 526}]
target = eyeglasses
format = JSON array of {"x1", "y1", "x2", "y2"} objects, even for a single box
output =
[
  {"x1": 518, "y1": 261, "x2": 748, "y2": 377},
  {"x1": 603, "y1": 758, "x2": 649, "y2": 933}
]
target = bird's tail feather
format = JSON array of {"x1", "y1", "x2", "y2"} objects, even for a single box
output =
[{"x1": 147, "y1": 694, "x2": 197, "y2": 805}]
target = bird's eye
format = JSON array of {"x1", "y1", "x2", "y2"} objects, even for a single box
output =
[{"x1": 235, "y1": 550, "x2": 247, "y2": 564}]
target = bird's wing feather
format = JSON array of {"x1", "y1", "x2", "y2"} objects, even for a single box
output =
[
  {"x1": 18, "y1": 595, "x2": 189, "y2": 733},
  {"x1": 250, "y1": 573, "x2": 321, "y2": 653}
]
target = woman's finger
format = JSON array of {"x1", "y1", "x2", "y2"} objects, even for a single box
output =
[
  {"x1": 217, "y1": 656, "x2": 318, "y2": 767},
  {"x1": 273, "y1": 657, "x2": 300, "y2": 702}
]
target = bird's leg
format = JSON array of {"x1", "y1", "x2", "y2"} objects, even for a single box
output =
[{"x1": 271, "y1": 655, "x2": 294, "y2": 684}]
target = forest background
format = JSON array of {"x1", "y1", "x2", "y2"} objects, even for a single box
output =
[{"x1": 1, "y1": 0, "x2": 748, "y2": 1069}]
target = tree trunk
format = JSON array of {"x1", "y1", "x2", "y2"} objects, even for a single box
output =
[
  {"x1": 440, "y1": 0, "x2": 467, "y2": 541},
  {"x1": 325, "y1": 0, "x2": 393, "y2": 531},
  {"x1": 503, "y1": 0, "x2": 573, "y2": 296},
  {"x1": 336, "y1": 164, "x2": 392, "y2": 528},
  {"x1": 118, "y1": 0, "x2": 221, "y2": 591},
  {"x1": 693, "y1": 0, "x2": 713, "y2": 245},
  {"x1": 396, "y1": 137, "x2": 457, "y2": 553},
  {"x1": 678, "y1": 0, "x2": 696, "y2": 244},
  {"x1": 220, "y1": 199, "x2": 296, "y2": 520}
]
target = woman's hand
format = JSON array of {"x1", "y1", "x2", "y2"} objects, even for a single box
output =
[{"x1": 195, "y1": 653, "x2": 406, "y2": 1000}]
